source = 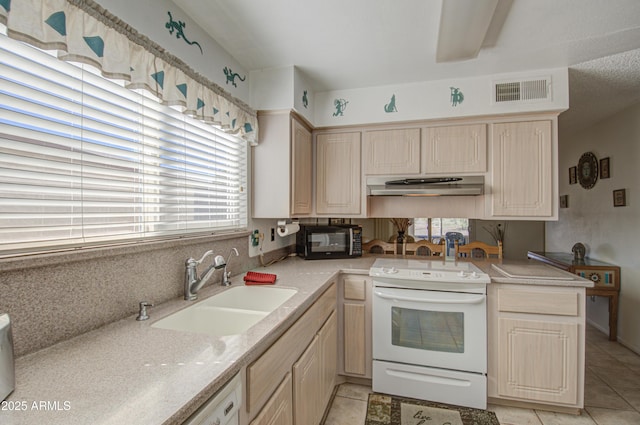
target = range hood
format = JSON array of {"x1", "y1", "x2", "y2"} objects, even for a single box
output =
[{"x1": 367, "y1": 176, "x2": 484, "y2": 196}]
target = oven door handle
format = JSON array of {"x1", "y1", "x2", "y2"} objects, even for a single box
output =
[{"x1": 374, "y1": 291, "x2": 485, "y2": 305}]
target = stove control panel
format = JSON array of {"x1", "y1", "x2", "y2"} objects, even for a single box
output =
[{"x1": 370, "y1": 267, "x2": 490, "y2": 284}]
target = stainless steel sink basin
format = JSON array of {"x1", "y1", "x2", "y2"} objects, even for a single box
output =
[{"x1": 152, "y1": 286, "x2": 297, "y2": 336}]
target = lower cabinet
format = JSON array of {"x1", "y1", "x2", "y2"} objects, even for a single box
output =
[
  {"x1": 250, "y1": 374, "x2": 293, "y2": 425},
  {"x1": 246, "y1": 283, "x2": 337, "y2": 425},
  {"x1": 293, "y1": 336, "x2": 320, "y2": 425},
  {"x1": 338, "y1": 274, "x2": 372, "y2": 378},
  {"x1": 488, "y1": 284, "x2": 585, "y2": 412},
  {"x1": 293, "y1": 312, "x2": 337, "y2": 425}
]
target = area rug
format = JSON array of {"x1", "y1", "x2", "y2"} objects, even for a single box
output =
[{"x1": 365, "y1": 393, "x2": 500, "y2": 425}]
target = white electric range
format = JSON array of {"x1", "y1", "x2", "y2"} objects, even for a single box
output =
[{"x1": 370, "y1": 258, "x2": 490, "y2": 409}]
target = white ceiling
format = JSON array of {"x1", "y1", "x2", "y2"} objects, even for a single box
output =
[{"x1": 173, "y1": 0, "x2": 640, "y2": 135}]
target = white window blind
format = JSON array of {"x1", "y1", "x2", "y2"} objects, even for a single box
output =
[{"x1": 0, "y1": 33, "x2": 247, "y2": 255}]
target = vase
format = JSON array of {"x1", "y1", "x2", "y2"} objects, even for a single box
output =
[{"x1": 396, "y1": 231, "x2": 405, "y2": 254}]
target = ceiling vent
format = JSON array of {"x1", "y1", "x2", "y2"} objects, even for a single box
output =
[{"x1": 493, "y1": 76, "x2": 552, "y2": 103}]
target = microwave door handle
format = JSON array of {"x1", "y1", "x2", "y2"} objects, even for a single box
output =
[
  {"x1": 374, "y1": 291, "x2": 485, "y2": 305},
  {"x1": 349, "y1": 228, "x2": 354, "y2": 255}
]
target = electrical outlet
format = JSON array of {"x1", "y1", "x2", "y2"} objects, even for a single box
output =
[
  {"x1": 270, "y1": 228, "x2": 275, "y2": 241},
  {"x1": 250, "y1": 229, "x2": 260, "y2": 247}
]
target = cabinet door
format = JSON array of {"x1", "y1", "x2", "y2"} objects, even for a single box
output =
[
  {"x1": 491, "y1": 121, "x2": 553, "y2": 217},
  {"x1": 423, "y1": 124, "x2": 486, "y2": 173},
  {"x1": 339, "y1": 275, "x2": 372, "y2": 378},
  {"x1": 498, "y1": 317, "x2": 578, "y2": 404},
  {"x1": 250, "y1": 373, "x2": 293, "y2": 425},
  {"x1": 316, "y1": 132, "x2": 361, "y2": 215},
  {"x1": 293, "y1": 336, "x2": 320, "y2": 425},
  {"x1": 364, "y1": 128, "x2": 420, "y2": 175},
  {"x1": 291, "y1": 118, "x2": 312, "y2": 215},
  {"x1": 319, "y1": 311, "x2": 337, "y2": 411},
  {"x1": 343, "y1": 303, "x2": 366, "y2": 375}
]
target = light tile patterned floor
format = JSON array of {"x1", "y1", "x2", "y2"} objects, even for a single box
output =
[{"x1": 324, "y1": 325, "x2": 640, "y2": 425}]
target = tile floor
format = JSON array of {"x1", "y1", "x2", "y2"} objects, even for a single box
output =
[{"x1": 324, "y1": 325, "x2": 640, "y2": 425}]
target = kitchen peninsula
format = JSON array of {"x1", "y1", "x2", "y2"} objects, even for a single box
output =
[
  {"x1": 1, "y1": 256, "x2": 591, "y2": 425},
  {"x1": 527, "y1": 251, "x2": 620, "y2": 341}
]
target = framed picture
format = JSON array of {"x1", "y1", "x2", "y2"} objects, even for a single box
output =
[
  {"x1": 559, "y1": 194, "x2": 568, "y2": 208},
  {"x1": 569, "y1": 166, "x2": 577, "y2": 185},
  {"x1": 613, "y1": 189, "x2": 626, "y2": 207},
  {"x1": 600, "y1": 157, "x2": 610, "y2": 179}
]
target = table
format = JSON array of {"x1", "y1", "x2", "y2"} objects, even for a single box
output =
[{"x1": 527, "y1": 251, "x2": 620, "y2": 341}]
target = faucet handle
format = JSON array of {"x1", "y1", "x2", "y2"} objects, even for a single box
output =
[
  {"x1": 136, "y1": 301, "x2": 154, "y2": 321},
  {"x1": 192, "y1": 250, "x2": 214, "y2": 266}
]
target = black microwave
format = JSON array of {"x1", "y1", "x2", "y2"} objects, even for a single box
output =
[{"x1": 296, "y1": 225, "x2": 363, "y2": 260}]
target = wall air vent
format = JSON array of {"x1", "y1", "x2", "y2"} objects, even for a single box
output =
[{"x1": 493, "y1": 77, "x2": 551, "y2": 103}]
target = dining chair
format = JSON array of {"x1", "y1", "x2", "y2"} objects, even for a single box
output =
[
  {"x1": 363, "y1": 239, "x2": 398, "y2": 255},
  {"x1": 403, "y1": 240, "x2": 445, "y2": 256},
  {"x1": 454, "y1": 240, "x2": 503, "y2": 259}
]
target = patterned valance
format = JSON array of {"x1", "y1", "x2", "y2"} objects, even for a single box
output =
[{"x1": 0, "y1": 0, "x2": 258, "y2": 144}]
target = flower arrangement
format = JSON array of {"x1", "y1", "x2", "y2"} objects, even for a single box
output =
[
  {"x1": 389, "y1": 218, "x2": 412, "y2": 233},
  {"x1": 483, "y1": 222, "x2": 506, "y2": 244}
]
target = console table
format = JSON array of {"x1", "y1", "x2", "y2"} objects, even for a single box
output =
[{"x1": 527, "y1": 251, "x2": 620, "y2": 341}]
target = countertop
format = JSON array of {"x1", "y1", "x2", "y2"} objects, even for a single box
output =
[
  {"x1": 479, "y1": 260, "x2": 594, "y2": 288},
  {"x1": 1, "y1": 255, "x2": 590, "y2": 425},
  {"x1": 1, "y1": 256, "x2": 375, "y2": 425}
]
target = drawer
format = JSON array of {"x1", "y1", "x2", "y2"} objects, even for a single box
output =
[
  {"x1": 498, "y1": 288, "x2": 578, "y2": 316},
  {"x1": 343, "y1": 277, "x2": 366, "y2": 301}
]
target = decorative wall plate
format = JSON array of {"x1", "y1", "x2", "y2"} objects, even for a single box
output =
[{"x1": 577, "y1": 152, "x2": 598, "y2": 189}]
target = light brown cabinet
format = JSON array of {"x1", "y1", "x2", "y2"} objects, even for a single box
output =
[
  {"x1": 293, "y1": 311, "x2": 337, "y2": 425},
  {"x1": 338, "y1": 275, "x2": 372, "y2": 378},
  {"x1": 363, "y1": 128, "x2": 420, "y2": 175},
  {"x1": 291, "y1": 118, "x2": 313, "y2": 215},
  {"x1": 246, "y1": 283, "x2": 336, "y2": 424},
  {"x1": 490, "y1": 120, "x2": 555, "y2": 218},
  {"x1": 318, "y1": 311, "x2": 337, "y2": 409},
  {"x1": 253, "y1": 111, "x2": 312, "y2": 218},
  {"x1": 250, "y1": 373, "x2": 293, "y2": 425},
  {"x1": 293, "y1": 336, "x2": 320, "y2": 425},
  {"x1": 315, "y1": 132, "x2": 361, "y2": 215},
  {"x1": 423, "y1": 124, "x2": 487, "y2": 173},
  {"x1": 488, "y1": 284, "x2": 585, "y2": 412}
]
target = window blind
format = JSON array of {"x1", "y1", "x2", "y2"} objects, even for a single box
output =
[{"x1": 0, "y1": 32, "x2": 247, "y2": 255}]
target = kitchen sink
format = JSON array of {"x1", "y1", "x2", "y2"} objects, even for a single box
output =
[
  {"x1": 152, "y1": 286, "x2": 297, "y2": 337},
  {"x1": 196, "y1": 285, "x2": 297, "y2": 312}
]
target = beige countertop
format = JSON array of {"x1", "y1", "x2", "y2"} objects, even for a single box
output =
[
  {"x1": 0, "y1": 256, "x2": 375, "y2": 425},
  {"x1": 479, "y1": 260, "x2": 593, "y2": 288},
  {"x1": 1, "y1": 255, "x2": 590, "y2": 425}
]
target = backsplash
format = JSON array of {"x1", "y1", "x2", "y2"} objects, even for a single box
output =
[{"x1": 0, "y1": 234, "x2": 292, "y2": 357}]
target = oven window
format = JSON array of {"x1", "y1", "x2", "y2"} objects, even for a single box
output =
[
  {"x1": 309, "y1": 233, "x2": 346, "y2": 252},
  {"x1": 391, "y1": 307, "x2": 464, "y2": 353}
]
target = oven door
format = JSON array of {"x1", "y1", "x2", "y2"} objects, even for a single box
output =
[{"x1": 372, "y1": 284, "x2": 486, "y2": 374}]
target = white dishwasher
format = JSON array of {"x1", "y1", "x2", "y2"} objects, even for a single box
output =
[{"x1": 183, "y1": 373, "x2": 242, "y2": 425}]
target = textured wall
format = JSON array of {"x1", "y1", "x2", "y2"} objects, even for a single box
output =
[
  {"x1": 547, "y1": 102, "x2": 640, "y2": 353},
  {"x1": 0, "y1": 234, "x2": 291, "y2": 357}
]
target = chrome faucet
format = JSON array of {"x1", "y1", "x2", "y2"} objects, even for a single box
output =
[
  {"x1": 184, "y1": 250, "x2": 227, "y2": 301},
  {"x1": 221, "y1": 248, "x2": 239, "y2": 286}
]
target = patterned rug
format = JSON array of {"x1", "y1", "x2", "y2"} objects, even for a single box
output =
[{"x1": 365, "y1": 393, "x2": 500, "y2": 425}]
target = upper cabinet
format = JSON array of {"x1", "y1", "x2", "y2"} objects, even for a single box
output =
[
  {"x1": 423, "y1": 124, "x2": 487, "y2": 174},
  {"x1": 363, "y1": 128, "x2": 420, "y2": 175},
  {"x1": 316, "y1": 132, "x2": 361, "y2": 215},
  {"x1": 254, "y1": 111, "x2": 558, "y2": 220},
  {"x1": 291, "y1": 119, "x2": 313, "y2": 215},
  {"x1": 490, "y1": 120, "x2": 555, "y2": 218},
  {"x1": 253, "y1": 111, "x2": 312, "y2": 218}
]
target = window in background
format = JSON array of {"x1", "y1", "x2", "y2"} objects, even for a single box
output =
[
  {"x1": 412, "y1": 218, "x2": 469, "y2": 243},
  {"x1": 0, "y1": 32, "x2": 247, "y2": 255}
]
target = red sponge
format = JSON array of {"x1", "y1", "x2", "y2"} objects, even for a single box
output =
[{"x1": 244, "y1": 271, "x2": 277, "y2": 285}]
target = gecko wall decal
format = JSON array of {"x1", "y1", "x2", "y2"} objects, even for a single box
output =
[
  {"x1": 165, "y1": 11, "x2": 203, "y2": 55},
  {"x1": 223, "y1": 67, "x2": 246, "y2": 87}
]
